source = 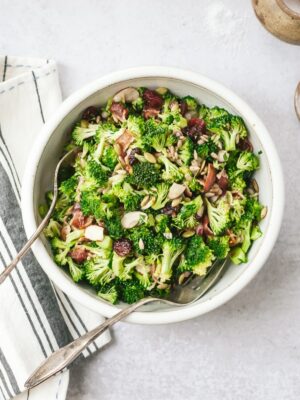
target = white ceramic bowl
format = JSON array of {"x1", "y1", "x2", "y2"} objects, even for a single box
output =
[{"x1": 21, "y1": 67, "x2": 284, "y2": 325}]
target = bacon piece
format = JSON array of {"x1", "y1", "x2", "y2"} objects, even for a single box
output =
[
  {"x1": 203, "y1": 164, "x2": 216, "y2": 192},
  {"x1": 116, "y1": 130, "x2": 135, "y2": 154},
  {"x1": 195, "y1": 224, "x2": 204, "y2": 236},
  {"x1": 143, "y1": 108, "x2": 160, "y2": 119},
  {"x1": 217, "y1": 170, "x2": 229, "y2": 193},
  {"x1": 110, "y1": 102, "x2": 129, "y2": 123},
  {"x1": 68, "y1": 247, "x2": 88, "y2": 264},
  {"x1": 237, "y1": 138, "x2": 253, "y2": 152},
  {"x1": 179, "y1": 100, "x2": 188, "y2": 116},
  {"x1": 71, "y1": 211, "x2": 93, "y2": 229}
]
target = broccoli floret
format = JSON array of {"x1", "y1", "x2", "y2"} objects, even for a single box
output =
[
  {"x1": 59, "y1": 175, "x2": 78, "y2": 199},
  {"x1": 98, "y1": 283, "x2": 119, "y2": 304},
  {"x1": 173, "y1": 196, "x2": 203, "y2": 229},
  {"x1": 132, "y1": 97, "x2": 144, "y2": 113},
  {"x1": 39, "y1": 204, "x2": 48, "y2": 218},
  {"x1": 229, "y1": 174, "x2": 247, "y2": 192},
  {"x1": 44, "y1": 219, "x2": 61, "y2": 238},
  {"x1": 104, "y1": 214, "x2": 124, "y2": 239},
  {"x1": 156, "y1": 238, "x2": 185, "y2": 282},
  {"x1": 230, "y1": 197, "x2": 246, "y2": 223},
  {"x1": 208, "y1": 236, "x2": 230, "y2": 259},
  {"x1": 230, "y1": 115, "x2": 248, "y2": 140},
  {"x1": 251, "y1": 224, "x2": 262, "y2": 241},
  {"x1": 187, "y1": 177, "x2": 202, "y2": 192},
  {"x1": 101, "y1": 146, "x2": 118, "y2": 170},
  {"x1": 85, "y1": 258, "x2": 114, "y2": 286},
  {"x1": 207, "y1": 106, "x2": 230, "y2": 121},
  {"x1": 66, "y1": 257, "x2": 84, "y2": 282},
  {"x1": 126, "y1": 226, "x2": 163, "y2": 256},
  {"x1": 230, "y1": 246, "x2": 247, "y2": 265},
  {"x1": 179, "y1": 236, "x2": 214, "y2": 276},
  {"x1": 111, "y1": 252, "x2": 126, "y2": 278},
  {"x1": 155, "y1": 214, "x2": 170, "y2": 234},
  {"x1": 206, "y1": 194, "x2": 231, "y2": 235},
  {"x1": 142, "y1": 118, "x2": 168, "y2": 152},
  {"x1": 80, "y1": 191, "x2": 101, "y2": 217},
  {"x1": 127, "y1": 115, "x2": 145, "y2": 137},
  {"x1": 51, "y1": 237, "x2": 72, "y2": 266},
  {"x1": 93, "y1": 122, "x2": 118, "y2": 159},
  {"x1": 182, "y1": 96, "x2": 198, "y2": 111},
  {"x1": 152, "y1": 183, "x2": 170, "y2": 210},
  {"x1": 126, "y1": 161, "x2": 160, "y2": 189},
  {"x1": 196, "y1": 138, "x2": 218, "y2": 161},
  {"x1": 160, "y1": 154, "x2": 183, "y2": 182},
  {"x1": 199, "y1": 104, "x2": 210, "y2": 120},
  {"x1": 87, "y1": 160, "x2": 109, "y2": 188},
  {"x1": 243, "y1": 197, "x2": 263, "y2": 222},
  {"x1": 112, "y1": 183, "x2": 142, "y2": 211},
  {"x1": 118, "y1": 279, "x2": 146, "y2": 304},
  {"x1": 178, "y1": 137, "x2": 194, "y2": 165},
  {"x1": 72, "y1": 124, "x2": 99, "y2": 145},
  {"x1": 236, "y1": 151, "x2": 259, "y2": 172}
]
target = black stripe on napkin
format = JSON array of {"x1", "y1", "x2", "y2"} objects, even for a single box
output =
[
  {"x1": 32, "y1": 71, "x2": 45, "y2": 123},
  {"x1": 0, "y1": 348, "x2": 19, "y2": 394},
  {"x1": 0, "y1": 125, "x2": 20, "y2": 198},
  {"x1": 2, "y1": 57, "x2": 7, "y2": 82}
]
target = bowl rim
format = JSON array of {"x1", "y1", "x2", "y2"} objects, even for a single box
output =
[{"x1": 21, "y1": 66, "x2": 284, "y2": 324}]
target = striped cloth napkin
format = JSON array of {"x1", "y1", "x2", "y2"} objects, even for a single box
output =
[{"x1": 0, "y1": 56, "x2": 111, "y2": 400}]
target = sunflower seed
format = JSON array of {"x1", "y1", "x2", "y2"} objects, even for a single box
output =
[
  {"x1": 138, "y1": 239, "x2": 145, "y2": 250},
  {"x1": 261, "y1": 206, "x2": 268, "y2": 219},
  {"x1": 182, "y1": 230, "x2": 195, "y2": 238},
  {"x1": 168, "y1": 183, "x2": 186, "y2": 199},
  {"x1": 252, "y1": 179, "x2": 259, "y2": 193},
  {"x1": 163, "y1": 232, "x2": 173, "y2": 239}
]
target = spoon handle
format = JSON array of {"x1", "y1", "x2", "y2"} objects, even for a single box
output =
[
  {"x1": 24, "y1": 297, "x2": 158, "y2": 389},
  {"x1": 0, "y1": 148, "x2": 77, "y2": 284}
]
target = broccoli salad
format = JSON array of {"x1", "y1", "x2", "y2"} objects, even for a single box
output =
[{"x1": 40, "y1": 86, "x2": 267, "y2": 305}]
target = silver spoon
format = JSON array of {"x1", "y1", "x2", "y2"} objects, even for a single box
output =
[
  {"x1": 24, "y1": 258, "x2": 228, "y2": 389},
  {"x1": 0, "y1": 147, "x2": 79, "y2": 284}
]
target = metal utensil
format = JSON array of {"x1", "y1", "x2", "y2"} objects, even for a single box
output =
[
  {"x1": 25, "y1": 258, "x2": 228, "y2": 389},
  {"x1": 0, "y1": 147, "x2": 79, "y2": 284}
]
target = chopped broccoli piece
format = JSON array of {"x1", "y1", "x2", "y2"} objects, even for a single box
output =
[
  {"x1": 178, "y1": 137, "x2": 194, "y2": 165},
  {"x1": 101, "y1": 146, "x2": 118, "y2": 170},
  {"x1": 160, "y1": 154, "x2": 183, "y2": 182},
  {"x1": 182, "y1": 96, "x2": 198, "y2": 111},
  {"x1": 206, "y1": 194, "x2": 231, "y2": 235},
  {"x1": 230, "y1": 246, "x2": 247, "y2": 265},
  {"x1": 236, "y1": 151, "x2": 259, "y2": 172},
  {"x1": 85, "y1": 258, "x2": 114, "y2": 286},
  {"x1": 118, "y1": 279, "x2": 146, "y2": 304},
  {"x1": 152, "y1": 183, "x2": 170, "y2": 210},
  {"x1": 44, "y1": 219, "x2": 61, "y2": 238},
  {"x1": 208, "y1": 236, "x2": 230, "y2": 259},
  {"x1": 173, "y1": 196, "x2": 203, "y2": 229},
  {"x1": 66, "y1": 257, "x2": 84, "y2": 282},
  {"x1": 98, "y1": 283, "x2": 119, "y2": 304},
  {"x1": 179, "y1": 236, "x2": 214, "y2": 276},
  {"x1": 196, "y1": 138, "x2": 218, "y2": 161},
  {"x1": 156, "y1": 238, "x2": 185, "y2": 282},
  {"x1": 251, "y1": 225, "x2": 262, "y2": 241},
  {"x1": 142, "y1": 118, "x2": 168, "y2": 152},
  {"x1": 126, "y1": 161, "x2": 160, "y2": 189},
  {"x1": 126, "y1": 226, "x2": 163, "y2": 256},
  {"x1": 72, "y1": 124, "x2": 99, "y2": 145}
]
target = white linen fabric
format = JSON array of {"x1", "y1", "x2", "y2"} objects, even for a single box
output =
[{"x1": 0, "y1": 56, "x2": 111, "y2": 400}]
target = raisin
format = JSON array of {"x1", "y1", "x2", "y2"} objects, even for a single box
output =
[
  {"x1": 183, "y1": 118, "x2": 206, "y2": 141},
  {"x1": 143, "y1": 89, "x2": 163, "y2": 109},
  {"x1": 82, "y1": 106, "x2": 100, "y2": 123},
  {"x1": 113, "y1": 238, "x2": 132, "y2": 256},
  {"x1": 69, "y1": 247, "x2": 88, "y2": 264},
  {"x1": 128, "y1": 148, "x2": 141, "y2": 165},
  {"x1": 161, "y1": 205, "x2": 180, "y2": 217}
]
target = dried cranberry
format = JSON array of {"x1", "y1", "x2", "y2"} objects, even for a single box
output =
[
  {"x1": 128, "y1": 148, "x2": 141, "y2": 165},
  {"x1": 179, "y1": 101, "x2": 188, "y2": 116},
  {"x1": 110, "y1": 102, "x2": 129, "y2": 123},
  {"x1": 113, "y1": 238, "x2": 132, "y2": 257},
  {"x1": 69, "y1": 247, "x2": 88, "y2": 264},
  {"x1": 161, "y1": 205, "x2": 180, "y2": 217},
  {"x1": 82, "y1": 106, "x2": 100, "y2": 122},
  {"x1": 237, "y1": 138, "x2": 253, "y2": 152},
  {"x1": 183, "y1": 118, "x2": 206, "y2": 141},
  {"x1": 143, "y1": 89, "x2": 163, "y2": 110}
]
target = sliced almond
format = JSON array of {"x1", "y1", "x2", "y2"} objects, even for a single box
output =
[
  {"x1": 121, "y1": 212, "x2": 147, "y2": 229},
  {"x1": 171, "y1": 197, "x2": 182, "y2": 207},
  {"x1": 84, "y1": 225, "x2": 104, "y2": 241},
  {"x1": 168, "y1": 183, "x2": 186, "y2": 200},
  {"x1": 144, "y1": 152, "x2": 157, "y2": 163},
  {"x1": 138, "y1": 239, "x2": 145, "y2": 250},
  {"x1": 113, "y1": 87, "x2": 139, "y2": 103},
  {"x1": 155, "y1": 87, "x2": 168, "y2": 95},
  {"x1": 141, "y1": 196, "x2": 155, "y2": 210}
]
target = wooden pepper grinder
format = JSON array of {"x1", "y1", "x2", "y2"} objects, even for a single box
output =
[{"x1": 252, "y1": 0, "x2": 300, "y2": 119}]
